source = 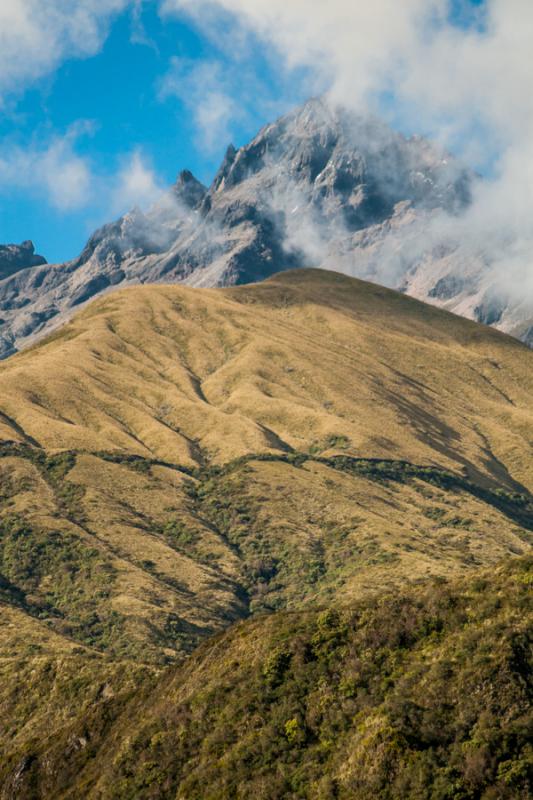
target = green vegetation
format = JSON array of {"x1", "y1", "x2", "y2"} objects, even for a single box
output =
[
  {"x1": 0, "y1": 443, "x2": 86, "y2": 520},
  {"x1": 0, "y1": 558, "x2": 530, "y2": 799},
  {"x1": 97, "y1": 558, "x2": 533, "y2": 800},
  {"x1": 1, "y1": 441, "x2": 531, "y2": 662},
  {"x1": 0, "y1": 514, "x2": 129, "y2": 653},
  {"x1": 0, "y1": 272, "x2": 532, "y2": 797},
  {"x1": 2, "y1": 442, "x2": 531, "y2": 533}
]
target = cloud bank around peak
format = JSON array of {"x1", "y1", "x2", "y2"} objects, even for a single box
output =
[
  {"x1": 164, "y1": 1, "x2": 530, "y2": 163},
  {"x1": 164, "y1": 0, "x2": 533, "y2": 310}
]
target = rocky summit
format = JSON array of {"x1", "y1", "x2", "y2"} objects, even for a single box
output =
[
  {"x1": 0, "y1": 98, "x2": 531, "y2": 359},
  {"x1": 0, "y1": 241, "x2": 47, "y2": 281}
]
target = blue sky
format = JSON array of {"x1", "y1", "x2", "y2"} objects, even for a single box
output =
[
  {"x1": 0, "y1": 0, "x2": 494, "y2": 264},
  {"x1": 0, "y1": 3, "x2": 308, "y2": 263}
]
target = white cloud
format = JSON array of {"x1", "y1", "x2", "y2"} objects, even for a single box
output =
[
  {"x1": 164, "y1": 0, "x2": 533, "y2": 306},
  {"x1": 0, "y1": 3, "x2": 168, "y2": 219},
  {"x1": 159, "y1": 57, "x2": 246, "y2": 153},
  {"x1": 0, "y1": 130, "x2": 164, "y2": 219},
  {"x1": 163, "y1": 0, "x2": 532, "y2": 150},
  {"x1": 0, "y1": 0, "x2": 129, "y2": 100},
  {"x1": 163, "y1": 0, "x2": 442, "y2": 107},
  {"x1": 111, "y1": 150, "x2": 164, "y2": 213},
  {"x1": 0, "y1": 125, "x2": 93, "y2": 210}
]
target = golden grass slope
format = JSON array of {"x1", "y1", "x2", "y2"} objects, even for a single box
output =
[
  {"x1": 0, "y1": 269, "x2": 531, "y2": 663},
  {"x1": 0, "y1": 268, "x2": 531, "y2": 490}
]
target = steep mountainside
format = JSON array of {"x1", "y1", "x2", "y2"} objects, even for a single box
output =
[
  {"x1": 2, "y1": 98, "x2": 530, "y2": 358},
  {"x1": 0, "y1": 269, "x2": 531, "y2": 664},
  {"x1": 0, "y1": 269, "x2": 531, "y2": 797}
]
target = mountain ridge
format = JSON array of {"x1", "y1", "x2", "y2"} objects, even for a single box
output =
[{"x1": 2, "y1": 97, "x2": 530, "y2": 358}]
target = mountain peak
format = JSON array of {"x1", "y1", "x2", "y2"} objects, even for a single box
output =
[
  {"x1": 0, "y1": 97, "x2": 529, "y2": 358},
  {"x1": 212, "y1": 143, "x2": 238, "y2": 191},
  {"x1": 173, "y1": 169, "x2": 207, "y2": 209},
  {"x1": 0, "y1": 240, "x2": 47, "y2": 280}
]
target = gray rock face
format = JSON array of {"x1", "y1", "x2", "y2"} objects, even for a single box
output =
[
  {"x1": 0, "y1": 98, "x2": 530, "y2": 357},
  {"x1": 173, "y1": 170, "x2": 207, "y2": 210},
  {"x1": 0, "y1": 241, "x2": 47, "y2": 280}
]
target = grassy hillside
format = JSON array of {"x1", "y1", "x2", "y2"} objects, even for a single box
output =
[
  {"x1": 1, "y1": 557, "x2": 531, "y2": 799},
  {"x1": 1, "y1": 442, "x2": 530, "y2": 662},
  {"x1": 0, "y1": 269, "x2": 531, "y2": 486},
  {"x1": 0, "y1": 269, "x2": 532, "y2": 661},
  {"x1": 0, "y1": 269, "x2": 531, "y2": 797},
  {"x1": 0, "y1": 269, "x2": 531, "y2": 660}
]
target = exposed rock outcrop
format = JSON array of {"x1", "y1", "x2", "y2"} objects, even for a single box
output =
[{"x1": 0, "y1": 241, "x2": 46, "y2": 280}]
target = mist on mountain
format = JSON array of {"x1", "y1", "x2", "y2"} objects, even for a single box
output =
[{"x1": 0, "y1": 97, "x2": 531, "y2": 359}]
